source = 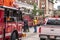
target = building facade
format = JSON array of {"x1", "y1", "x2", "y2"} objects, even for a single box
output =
[
  {"x1": 48, "y1": 0, "x2": 54, "y2": 16},
  {"x1": 17, "y1": 0, "x2": 38, "y2": 5},
  {"x1": 39, "y1": 0, "x2": 54, "y2": 16},
  {"x1": 14, "y1": 0, "x2": 54, "y2": 16}
]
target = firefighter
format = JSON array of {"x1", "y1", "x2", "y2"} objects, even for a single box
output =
[{"x1": 23, "y1": 20, "x2": 29, "y2": 32}]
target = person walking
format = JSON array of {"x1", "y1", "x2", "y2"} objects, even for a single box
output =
[
  {"x1": 25, "y1": 20, "x2": 29, "y2": 32},
  {"x1": 23, "y1": 20, "x2": 29, "y2": 32},
  {"x1": 33, "y1": 17, "x2": 38, "y2": 33}
]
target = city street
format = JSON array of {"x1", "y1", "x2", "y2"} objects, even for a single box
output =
[
  {"x1": 0, "y1": 0, "x2": 60, "y2": 40},
  {"x1": 21, "y1": 27, "x2": 40, "y2": 40}
]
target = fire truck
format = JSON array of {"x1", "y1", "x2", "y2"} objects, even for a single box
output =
[{"x1": 0, "y1": 6, "x2": 23, "y2": 40}]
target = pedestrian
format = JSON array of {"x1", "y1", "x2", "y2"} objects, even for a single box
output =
[
  {"x1": 23, "y1": 20, "x2": 29, "y2": 32},
  {"x1": 33, "y1": 17, "x2": 38, "y2": 33},
  {"x1": 26, "y1": 20, "x2": 29, "y2": 32},
  {"x1": 23, "y1": 20, "x2": 27, "y2": 32}
]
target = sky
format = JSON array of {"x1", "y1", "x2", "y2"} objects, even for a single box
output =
[{"x1": 54, "y1": 0, "x2": 60, "y2": 9}]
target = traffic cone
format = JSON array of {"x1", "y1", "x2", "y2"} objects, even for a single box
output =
[{"x1": 22, "y1": 33, "x2": 26, "y2": 37}]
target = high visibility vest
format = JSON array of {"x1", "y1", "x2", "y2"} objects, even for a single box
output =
[{"x1": 33, "y1": 20, "x2": 38, "y2": 25}]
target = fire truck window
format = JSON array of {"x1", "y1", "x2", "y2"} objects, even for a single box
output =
[
  {"x1": 4, "y1": 17, "x2": 6, "y2": 22},
  {"x1": 4, "y1": 8, "x2": 9, "y2": 22},
  {"x1": 15, "y1": 10, "x2": 22, "y2": 21},
  {"x1": 13, "y1": 10, "x2": 17, "y2": 17},
  {"x1": 9, "y1": 10, "x2": 13, "y2": 17},
  {"x1": 6, "y1": 18, "x2": 15, "y2": 22},
  {"x1": 19, "y1": 11, "x2": 22, "y2": 21},
  {"x1": 4, "y1": 8, "x2": 9, "y2": 17}
]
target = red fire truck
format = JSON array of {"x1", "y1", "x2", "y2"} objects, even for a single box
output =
[{"x1": 0, "y1": 6, "x2": 23, "y2": 40}]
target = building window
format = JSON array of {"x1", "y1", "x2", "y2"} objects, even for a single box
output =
[
  {"x1": 42, "y1": 7, "x2": 45, "y2": 9},
  {"x1": 48, "y1": 0, "x2": 54, "y2": 3},
  {"x1": 41, "y1": 2, "x2": 45, "y2": 8},
  {"x1": 18, "y1": 0, "x2": 20, "y2": 1}
]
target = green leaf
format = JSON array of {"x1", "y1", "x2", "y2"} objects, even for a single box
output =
[
  {"x1": 32, "y1": 3, "x2": 37, "y2": 15},
  {"x1": 32, "y1": 3, "x2": 44, "y2": 16}
]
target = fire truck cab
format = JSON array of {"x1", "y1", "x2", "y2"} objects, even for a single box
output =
[{"x1": 0, "y1": 6, "x2": 23, "y2": 40}]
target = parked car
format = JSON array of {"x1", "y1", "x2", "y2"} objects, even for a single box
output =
[{"x1": 39, "y1": 18, "x2": 60, "y2": 40}]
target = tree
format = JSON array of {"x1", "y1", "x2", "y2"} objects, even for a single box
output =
[
  {"x1": 32, "y1": 3, "x2": 37, "y2": 16},
  {"x1": 37, "y1": 9, "x2": 44, "y2": 16},
  {"x1": 32, "y1": 3, "x2": 43, "y2": 16}
]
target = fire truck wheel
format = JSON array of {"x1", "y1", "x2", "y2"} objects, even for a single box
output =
[{"x1": 11, "y1": 30, "x2": 19, "y2": 40}]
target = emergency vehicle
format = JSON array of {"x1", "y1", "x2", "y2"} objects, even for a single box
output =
[{"x1": 0, "y1": 6, "x2": 23, "y2": 40}]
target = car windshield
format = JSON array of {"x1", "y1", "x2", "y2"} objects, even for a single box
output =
[{"x1": 47, "y1": 19, "x2": 60, "y2": 25}]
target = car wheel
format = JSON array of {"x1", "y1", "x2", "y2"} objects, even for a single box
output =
[
  {"x1": 40, "y1": 38, "x2": 46, "y2": 40},
  {"x1": 49, "y1": 39, "x2": 56, "y2": 40},
  {"x1": 11, "y1": 30, "x2": 19, "y2": 40}
]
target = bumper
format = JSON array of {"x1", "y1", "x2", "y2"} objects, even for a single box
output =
[{"x1": 39, "y1": 34, "x2": 60, "y2": 39}]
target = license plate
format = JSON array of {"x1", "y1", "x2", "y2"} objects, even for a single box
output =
[{"x1": 50, "y1": 35, "x2": 55, "y2": 38}]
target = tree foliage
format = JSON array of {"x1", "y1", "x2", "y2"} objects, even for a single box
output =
[
  {"x1": 32, "y1": 3, "x2": 44, "y2": 16},
  {"x1": 32, "y1": 3, "x2": 37, "y2": 15}
]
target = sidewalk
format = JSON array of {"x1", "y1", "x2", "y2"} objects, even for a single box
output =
[
  {"x1": 22, "y1": 26, "x2": 39, "y2": 37},
  {"x1": 20, "y1": 27, "x2": 40, "y2": 40}
]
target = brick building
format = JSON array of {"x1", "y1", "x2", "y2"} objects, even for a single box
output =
[
  {"x1": 39, "y1": 0, "x2": 54, "y2": 16},
  {"x1": 14, "y1": 0, "x2": 37, "y2": 14},
  {"x1": 17, "y1": 0, "x2": 38, "y2": 5},
  {"x1": 15, "y1": 0, "x2": 54, "y2": 16}
]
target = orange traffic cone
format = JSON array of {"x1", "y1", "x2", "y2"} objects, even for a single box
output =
[{"x1": 22, "y1": 33, "x2": 26, "y2": 37}]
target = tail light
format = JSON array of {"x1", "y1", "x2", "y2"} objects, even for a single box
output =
[{"x1": 39, "y1": 27, "x2": 41, "y2": 33}]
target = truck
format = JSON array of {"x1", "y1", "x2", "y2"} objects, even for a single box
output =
[
  {"x1": 39, "y1": 18, "x2": 60, "y2": 40},
  {"x1": 0, "y1": 6, "x2": 23, "y2": 40}
]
